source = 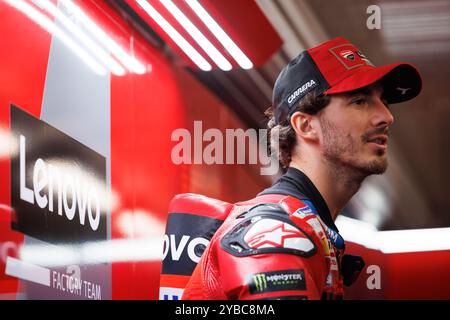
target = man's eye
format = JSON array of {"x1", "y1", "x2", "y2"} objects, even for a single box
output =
[{"x1": 352, "y1": 98, "x2": 366, "y2": 105}]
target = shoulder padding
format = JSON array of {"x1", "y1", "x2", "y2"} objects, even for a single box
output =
[
  {"x1": 220, "y1": 203, "x2": 317, "y2": 258},
  {"x1": 169, "y1": 193, "x2": 233, "y2": 220}
]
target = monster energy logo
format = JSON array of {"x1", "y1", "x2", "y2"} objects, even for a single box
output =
[
  {"x1": 249, "y1": 269, "x2": 306, "y2": 294},
  {"x1": 253, "y1": 274, "x2": 268, "y2": 292}
]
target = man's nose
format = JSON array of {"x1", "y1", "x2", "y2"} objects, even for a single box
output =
[{"x1": 372, "y1": 98, "x2": 394, "y2": 128}]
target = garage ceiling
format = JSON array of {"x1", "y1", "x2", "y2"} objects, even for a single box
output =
[{"x1": 119, "y1": 0, "x2": 450, "y2": 230}]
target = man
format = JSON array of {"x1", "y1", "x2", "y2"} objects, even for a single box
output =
[{"x1": 181, "y1": 37, "x2": 422, "y2": 300}]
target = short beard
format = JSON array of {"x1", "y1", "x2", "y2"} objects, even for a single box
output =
[{"x1": 319, "y1": 116, "x2": 388, "y2": 181}]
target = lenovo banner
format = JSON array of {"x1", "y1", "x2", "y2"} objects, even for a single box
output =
[{"x1": 10, "y1": 105, "x2": 107, "y2": 244}]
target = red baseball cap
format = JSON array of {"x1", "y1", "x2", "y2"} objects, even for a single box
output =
[{"x1": 272, "y1": 37, "x2": 422, "y2": 124}]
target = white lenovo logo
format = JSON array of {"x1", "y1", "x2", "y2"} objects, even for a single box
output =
[
  {"x1": 19, "y1": 135, "x2": 101, "y2": 231},
  {"x1": 162, "y1": 234, "x2": 209, "y2": 263}
]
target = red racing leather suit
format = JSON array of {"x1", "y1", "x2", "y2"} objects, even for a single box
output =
[
  {"x1": 182, "y1": 192, "x2": 346, "y2": 300},
  {"x1": 164, "y1": 168, "x2": 364, "y2": 300}
]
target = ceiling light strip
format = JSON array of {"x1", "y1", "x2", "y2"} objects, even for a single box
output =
[
  {"x1": 4, "y1": 0, "x2": 107, "y2": 75},
  {"x1": 33, "y1": 0, "x2": 126, "y2": 76},
  {"x1": 185, "y1": 0, "x2": 253, "y2": 69},
  {"x1": 160, "y1": 0, "x2": 232, "y2": 71},
  {"x1": 60, "y1": 0, "x2": 147, "y2": 74},
  {"x1": 137, "y1": 0, "x2": 212, "y2": 71}
]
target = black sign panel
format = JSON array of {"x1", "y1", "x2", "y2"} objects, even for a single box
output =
[
  {"x1": 162, "y1": 212, "x2": 224, "y2": 276},
  {"x1": 10, "y1": 105, "x2": 107, "y2": 244}
]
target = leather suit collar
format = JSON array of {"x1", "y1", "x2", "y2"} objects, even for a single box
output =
[{"x1": 258, "y1": 167, "x2": 339, "y2": 233}]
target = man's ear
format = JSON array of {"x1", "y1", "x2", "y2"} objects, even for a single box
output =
[{"x1": 290, "y1": 111, "x2": 319, "y2": 142}]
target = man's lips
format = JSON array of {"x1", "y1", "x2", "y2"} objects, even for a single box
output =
[{"x1": 366, "y1": 135, "x2": 388, "y2": 148}]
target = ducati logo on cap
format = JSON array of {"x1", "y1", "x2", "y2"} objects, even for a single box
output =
[
  {"x1": 329, "y1": 44, "x2": 374, "y2": 69},
  {"x1": 340, "y1": 50, "x2": 355, "y2": 61},
  {"x1": 356, "y1": 51, "x2": 374, "y2": 66}
]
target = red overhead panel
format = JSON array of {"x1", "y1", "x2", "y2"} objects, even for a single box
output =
[{"x1": 125, "y1": 0, "x2": 283, "y2": 70}]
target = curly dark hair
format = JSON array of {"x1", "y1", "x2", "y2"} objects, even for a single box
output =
[{"x1": 266, "y1": 92, "x2": 331, "y2": 172}]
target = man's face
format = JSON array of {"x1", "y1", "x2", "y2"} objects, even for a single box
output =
[{"x1": 317, "y1": 83, "x2": 394, "y2": 176}]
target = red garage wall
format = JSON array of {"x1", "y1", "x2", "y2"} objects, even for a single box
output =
[
  {"x1": 0, "y1": 0, "x2": 448, "y2": 301},
  {"x1": 0, "y1": 0, "x2": 270, "y2": 300}
]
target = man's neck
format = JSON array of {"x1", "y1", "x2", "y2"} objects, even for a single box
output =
[{"x1": 290, "y1": 158, "x2": 365, "y2": 220}]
